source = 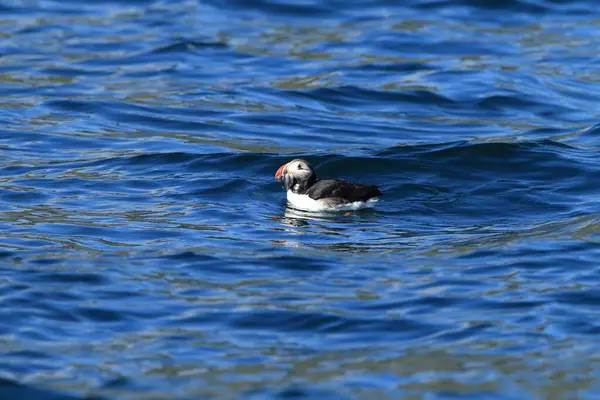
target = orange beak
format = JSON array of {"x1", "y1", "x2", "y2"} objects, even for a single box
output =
[{"x1": 274, "y1": 162, "x2": 288, "y2": 180}]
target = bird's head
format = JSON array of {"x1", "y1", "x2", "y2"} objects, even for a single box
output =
[{"x1": 274, "y1": 158, "x2": 316, "y2": 192}]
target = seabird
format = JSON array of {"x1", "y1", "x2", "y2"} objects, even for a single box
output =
[{"x1": 274, "y1": 158, "x2": 382, "y2": 212}]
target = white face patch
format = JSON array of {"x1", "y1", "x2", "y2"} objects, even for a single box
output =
[{"x1": 287, "y1": 160, "x2": 314, "y2": 183}]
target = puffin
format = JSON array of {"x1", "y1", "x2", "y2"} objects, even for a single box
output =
[{"x1": 274, "y1": 158, "x2": 382, "y2": 212}]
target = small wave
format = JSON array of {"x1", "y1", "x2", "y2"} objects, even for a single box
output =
[{"x1": 150, "y1": 40, "x2": 228, "y2": 55}]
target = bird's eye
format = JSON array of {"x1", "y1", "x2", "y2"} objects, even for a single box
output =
[{"x1": 298, "y1": 165, "x2": 302, "y2": 170}]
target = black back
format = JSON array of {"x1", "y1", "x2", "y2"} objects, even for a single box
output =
[{"x1": 303, "y1": 179, "x2": 382, "y2": 202}]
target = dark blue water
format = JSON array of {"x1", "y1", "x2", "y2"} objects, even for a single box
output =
[{"x1": 2, "y1": 0, "x2": 600, "y2": 398}]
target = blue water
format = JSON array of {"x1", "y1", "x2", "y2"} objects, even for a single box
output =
[{"x1": 2, "y1": 0, "x2": 600, "y2": 398}]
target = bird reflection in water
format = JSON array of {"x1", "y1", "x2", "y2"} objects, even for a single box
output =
[{"x1": 269, "y1": 206, "x2": 378, "y2": 248}]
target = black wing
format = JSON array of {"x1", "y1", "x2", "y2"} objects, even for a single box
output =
[{"x1": 305, "y1": 179, "x2": 382, "y2": 202}]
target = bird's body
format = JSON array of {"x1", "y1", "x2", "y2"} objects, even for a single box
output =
[
  {"x1": 274, "y1": 159, "x2": 382, "y2": 212},
  {"x1": 285, "y1": 190, "x2": 379, "y2": 212}
]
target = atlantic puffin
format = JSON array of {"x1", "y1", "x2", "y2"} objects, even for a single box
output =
[{"x1": 274, "y1": 158, "x2": 382, "y2": 212}]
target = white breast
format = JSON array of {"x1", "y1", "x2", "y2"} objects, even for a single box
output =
[{"x1": 286, "y1": 190, "x2": 378, "y2": 212}]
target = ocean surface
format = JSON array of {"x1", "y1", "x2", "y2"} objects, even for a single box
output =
[{"x1": 2, "y1": 0, "x2": 600, "y2": 398}]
